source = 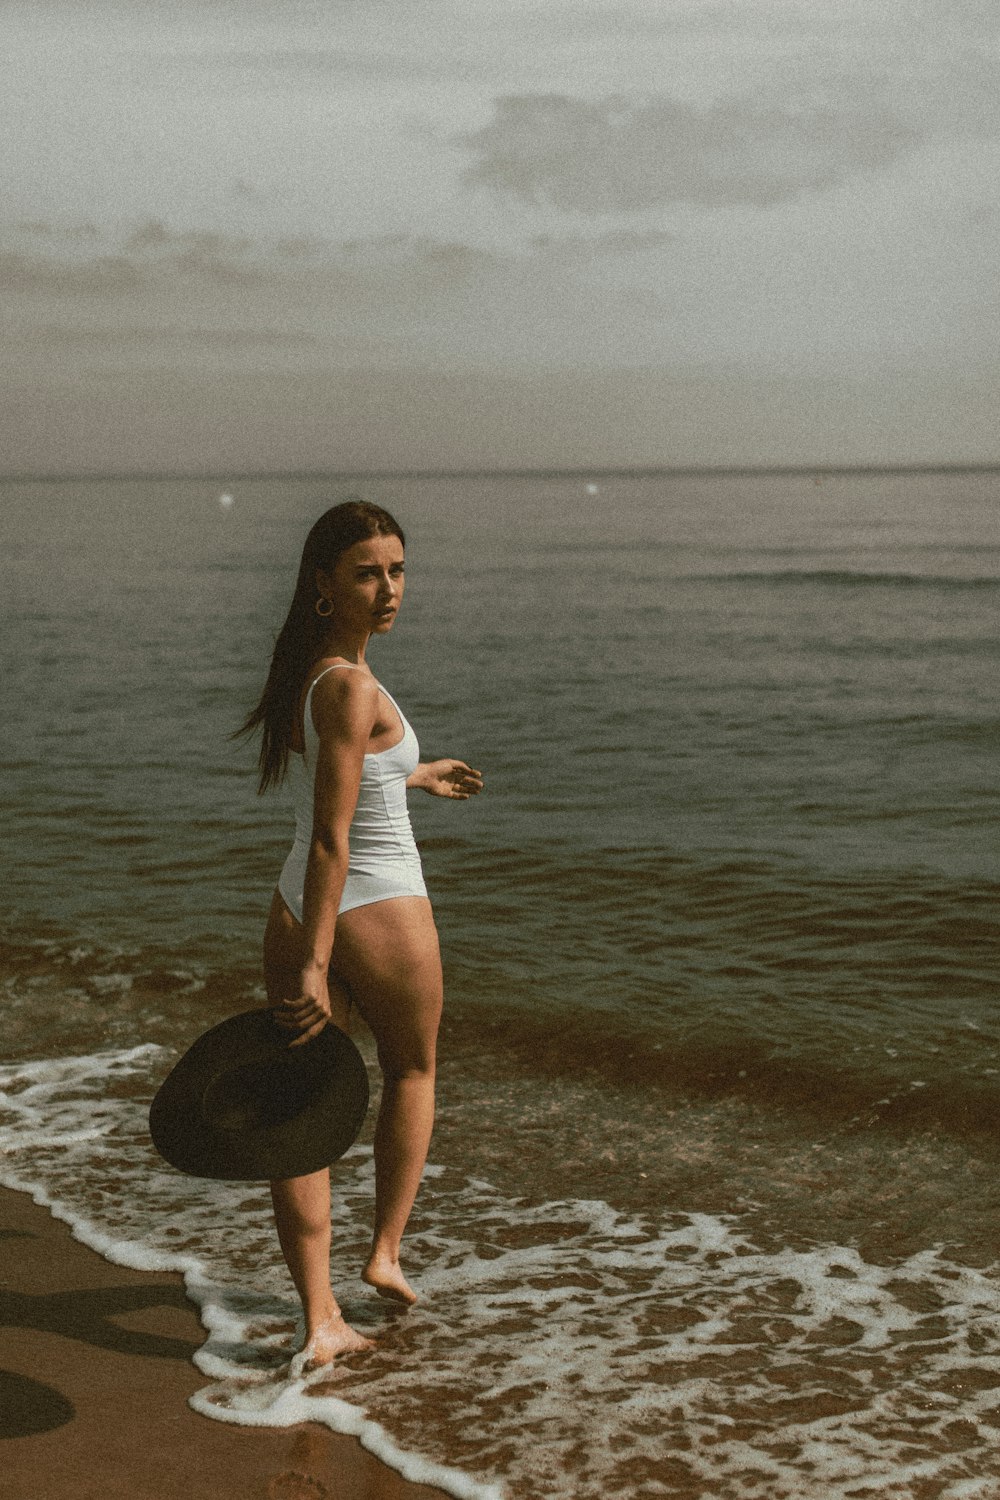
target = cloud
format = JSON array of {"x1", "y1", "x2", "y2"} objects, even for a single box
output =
[
  {"x1": 0, "y1": 221, "x2": 587, "y2": 303},
  {"x1": 457, "y1": 91, "x2": 922, "y2": 212},
  {"x1": 124, "y1": 221, "x2": 276, "y2": 285},
  {"x1": 0, "y1": 250, "x2": 140, "y2": 295},
  {"x1": 0, "y1": 217, "x2": 679, "y2": 376},
  {"x1": 529, "y1": 228, "x2": 674, "y2": 258},
  {"x1": 1, "y1": 221, "x2": 294, "y2": 295},
  {"x1": 15, "y1": 219, "x2": 100, "y2": 241}
]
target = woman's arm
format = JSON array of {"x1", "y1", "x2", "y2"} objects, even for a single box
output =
[
  {"x1": 407, "y1": 759, "x2": 484, "y2": 799},
  {"x1": 279, "y1": 670, "x2": 379, "y2": 1046}
]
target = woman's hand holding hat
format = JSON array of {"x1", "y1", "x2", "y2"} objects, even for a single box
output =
[
  {"x1": 272, "y1": 968, "x2": 334, "y2": 1048},
  {"x1": 148, "y1": 1008, "x2": 369, "y2": 1181}
]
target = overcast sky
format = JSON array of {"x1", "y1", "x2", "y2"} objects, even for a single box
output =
[{"x1": 2, "y1": 0, "x2": 998, "y2": 472}]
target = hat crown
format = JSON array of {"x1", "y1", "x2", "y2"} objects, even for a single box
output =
[{"x1": 202, "y1": 1052, "x2": 326, "y2": 1133}]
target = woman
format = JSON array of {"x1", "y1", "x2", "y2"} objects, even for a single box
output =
[{"x1": 240, "y1": 500, "x2": 482, "y2": 1364}]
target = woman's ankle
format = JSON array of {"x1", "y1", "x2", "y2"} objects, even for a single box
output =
[
  {"x1": 304, "y1": 1294, "x2": 340, "y2": 1335},
  {"x1": 368, "y1": 1238, "x2": 401, "y2": 1267}
]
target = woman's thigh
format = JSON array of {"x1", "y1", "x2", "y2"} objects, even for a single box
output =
[
  {"x1": 262, "y1": 887, "x2": 352, "y2": 1030},
  {"x1": 331, "y1": 897, "x2": 443, "y2": 1076}
]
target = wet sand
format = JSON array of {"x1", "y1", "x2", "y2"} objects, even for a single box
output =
[{"x1": 0, "y1": 1186, "x2": 451, "y2": 1500}]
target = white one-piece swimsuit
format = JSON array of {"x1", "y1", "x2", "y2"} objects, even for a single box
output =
[{"x1": 277, "y1": 663, "x2": 427, "y2": 922}]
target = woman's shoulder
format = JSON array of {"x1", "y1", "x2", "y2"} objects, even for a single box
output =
[
  {"x1": 307, "y1": 660, "x2": 380, "y2": 736},
  {"x1": 308, "y1": 657, "x2": 368, "y2": 686}
]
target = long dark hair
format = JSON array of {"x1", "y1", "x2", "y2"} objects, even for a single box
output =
[{"x1": 238, "y1": 499, "x2": 405, "y2": 792}]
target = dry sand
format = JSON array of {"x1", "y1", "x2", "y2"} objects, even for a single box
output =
[{"x1": 0, "y1": 1185, "x2": 452, "y2": 1500}]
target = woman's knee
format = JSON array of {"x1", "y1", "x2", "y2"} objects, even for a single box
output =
[
  {"x1": 358, "y1": 982, "x2": 442, "y2": 1081},
  {"x1": 377, "y1": 1036, "x2": 437, "y2": 1083}
]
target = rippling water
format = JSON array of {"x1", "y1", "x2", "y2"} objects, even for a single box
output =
[{"x1": 2, "y1": 469, "x2": 999, "y2": 1497}]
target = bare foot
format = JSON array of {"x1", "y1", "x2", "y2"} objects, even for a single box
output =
[
  {"x1": 289, "y1": 1312, "x2": 375, "y2": 1376},
  {"x1": 362, "y1": 1253, "x2": 418, "y2": 1305}
]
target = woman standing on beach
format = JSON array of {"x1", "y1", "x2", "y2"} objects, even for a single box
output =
[{"x1": 241, "y1": 500, "x2": 482, "y2": 1363}]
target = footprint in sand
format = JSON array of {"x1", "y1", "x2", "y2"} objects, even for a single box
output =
[{"x1": 267, "y1": 1471, "x2": 329, "y2": 1500}]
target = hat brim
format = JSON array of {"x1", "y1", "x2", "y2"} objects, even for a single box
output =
[{"x1": 148, "y1": 1009, "x2": 369, "y2": 1181}]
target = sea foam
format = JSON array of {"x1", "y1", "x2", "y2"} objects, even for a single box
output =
[{"x1": 2, "y1": 1047, "x2": 999, "y2": 1499}]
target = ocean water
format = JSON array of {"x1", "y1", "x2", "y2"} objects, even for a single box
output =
[{"x1": 1, "y1": 469, "x2": 999, "y2": 1498}]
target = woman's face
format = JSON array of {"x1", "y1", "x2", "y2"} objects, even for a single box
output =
[{"x1": 316, "y1": 534, "x2": 405, "y2": 636}]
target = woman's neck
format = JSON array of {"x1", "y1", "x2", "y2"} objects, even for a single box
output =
[{"x1": 316, "y1": 628, "x2": 371, "y2": 665}]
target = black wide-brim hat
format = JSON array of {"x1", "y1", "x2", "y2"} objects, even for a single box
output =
[{"x1": 149, "y1": 1009, "x2": 369, "y2": 1181}]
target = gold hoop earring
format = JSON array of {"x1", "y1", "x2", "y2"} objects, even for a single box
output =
[{"x1": 315, "y1": 596, "x2": 334, "y2": 618}]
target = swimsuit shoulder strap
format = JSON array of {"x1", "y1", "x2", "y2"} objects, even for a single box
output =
[
  {"x1": 308, "y1": 661, "x2": 362, "y2": 695},
  {"x1": 375, "y1": 681, "x2": 404, "y2": 716}
]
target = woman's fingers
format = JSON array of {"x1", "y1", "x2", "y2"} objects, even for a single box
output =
[
  {"x1": 271, "y1": 996, "x2": 329, "y2": 1033},
  {"x1": 450, "y1": 761, "x2": 483, "y2": 794},
  {"x1": 278, "y1": 995, "x2": 315, "y2": 1015},
  {"x1": 272, "y1": 1004, "x2": 310, "y2": 1027},
  {"x1": 287, "y1": 1016, "x2": 329, "y2": 1048},
  {"x1": 452, "y1": 760, "x2": 483, "y2": 780}
]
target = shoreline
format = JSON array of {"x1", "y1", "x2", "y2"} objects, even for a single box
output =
[{"x1": 0, "y1": 1184, "x2": 453, "y2": 1500}]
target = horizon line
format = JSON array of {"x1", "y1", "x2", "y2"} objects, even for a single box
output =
[{"x1": 3, "y1": 460, "x2": 1000, "y2": 484}]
